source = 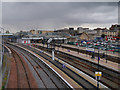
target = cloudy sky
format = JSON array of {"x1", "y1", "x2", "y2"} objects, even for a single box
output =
[{"x1": 2, "y1": 1, "x2": 118, "y2": 33}]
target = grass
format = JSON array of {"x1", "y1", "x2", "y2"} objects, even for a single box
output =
[{"x1": 1, "y1": 53, "x2": 11, "y2": 89}]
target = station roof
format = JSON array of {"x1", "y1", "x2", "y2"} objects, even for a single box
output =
[
  {"x1": 0, "y1": 33, "x2": 13, "y2": 36},
  {"x1": 22, "y1": 37, "x2": 43, "y2": 40}
]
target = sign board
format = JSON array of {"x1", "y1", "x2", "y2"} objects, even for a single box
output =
[
  {"x1": 86, "y1": 48, "x2": 94, "y2": 52},
  {"x1": 95, "y1": 72, "x2": 102, "y2": 80},
  {"x1": 95, "y1": 72, "x2": 102, "y2": 76}
]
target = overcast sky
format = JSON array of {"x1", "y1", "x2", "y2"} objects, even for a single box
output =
[{"x1": 2, "y1": 2, "x2": 118, "y2": 33}]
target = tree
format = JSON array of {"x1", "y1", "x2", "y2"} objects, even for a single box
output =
[
  {"x1": 101, "y1": 34, "x2": 106, "y2": 39},
  {"x1": 20, "y1": 30, "x2": 23, "y2": 33},
  {"x1": 6, "y1": 30, "x2": 10, "y2": 33}
]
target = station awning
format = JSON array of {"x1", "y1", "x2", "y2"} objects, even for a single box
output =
[{"x1": 22, "y1": 37, "x2": 43, "y2": 40}]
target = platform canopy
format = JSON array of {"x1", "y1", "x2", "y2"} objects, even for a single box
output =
[
  {"x1": 22, "y1": 37, "x2": 43, "y2": 40},
  {"x1": 53, "y1": 37, "x2": 67, "y2": 40},
  {"x1": 0, "y1": 33, "x2": 13, "y2": 36}
]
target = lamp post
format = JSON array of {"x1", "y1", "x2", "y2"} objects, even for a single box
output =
[
  {"x1": 97, "y1": 47, "x2": 100, "y2": 89},
  {"x1": 86, "y1": 43, "x2": 88, "y2": 57},
  {"x1": 78, "y1": 44, "x2": 79, "y2": 54},
  {"x1": 98, "y1": 48, "x2": 100, "y2": 70},
  {"x1": 106, "y1": 44, "x2": 107, "y2": 63},
  {"x1": 86, "y1": 45, "x2": 87, "y2": 57},
  {"x1": 91, "y1": 41, "x2": 95, "y2": 59},
  {"x1": 0, "y1": 27, "x2": 4, "y2": 67},
  {"x1": 0, "y1": 31, "x2": 2, "y2": 67},
  {"x1": 77, "y1": 40, "x2": 80, "y2": 54},
  {"x1": 58, "y1": 40, "x2": 60, "y2": 51},
  {"x1": 42, "y1": 40, "x2": 44, "y2": 47}
]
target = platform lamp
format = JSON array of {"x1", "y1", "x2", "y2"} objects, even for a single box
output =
[
  {"x1": 92, "y1": 41, "x2": 95, "y2": 59},
  {"x1": 97, "y1": 47, "x2": 100, "y2": 89},
  {"x1": 42, "y1": 40, "x2": 45, "y2": 47},
  {"x1": 77, "y1": 40, "x2": 80, "y2": 54},
  {"x1": 57, "y1": 40, "x2": 60, "y2": 51},
  {"x1": 86, "y1": 43, "x2": 88, "y2": 57},
  {"x1": 105, "y1": 44, "x2": 107, "y2": 63},
  {"x1": 53, "y1": 38, "x2": 55, "y2": 50}
]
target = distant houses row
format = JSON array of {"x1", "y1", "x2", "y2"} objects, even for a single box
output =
[
  {"x1": 28, "y1": 24, "x2": 120, "y2": 42},
  {"x1": 2, "y1": 24, "x2": 120, "y2": 43}
]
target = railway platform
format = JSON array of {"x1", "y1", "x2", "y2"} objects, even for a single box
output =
[
  {"x1": 6, "y1": 43, "x2": 119, "y2": 89},
  {"x1": 33, "y1": 45, "x2": 109, "y2": 89},
  {"x1": 62, "y1": 44, "x2": 119, "y2": 58},
  {"x1": 14, "y1": 44, "x2": 83, "y2": 89},
  {"x1": 37, "y1": 43, "x2": 119, "y2": 72}
]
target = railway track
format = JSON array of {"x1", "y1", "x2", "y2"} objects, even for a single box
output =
[
  {"x1": 51, "y1": 44, "x2": 120, "y2": 64},
  {"x1": 55, "y1": 51, "x2": 120, "y2": 89},
  {"x1": 8, "y1": 47, "x2": 31, "y2": 88},
  {"x1": 7, "y1": 43, "x2": 98, "y2": 89},
  {"x1": 7, "y1": 44, "x2": 69, "y2": 89},
  {"x1": 33, "y1": 44, "x2": 119, "y2": 89}
]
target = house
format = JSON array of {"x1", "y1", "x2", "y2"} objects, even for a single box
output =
[
  {"x1": 67, "y1": 36, "x2": 78, "y2": 42},
  {"x1": 79, "y1": 32, "x2": 90, "y2": 41},
  {"x1": 102, "y1": 30, "x2": 119, "y2": 42},
  {"x1": 30, "y1": 29, "x2": 53, "y2": 35}
]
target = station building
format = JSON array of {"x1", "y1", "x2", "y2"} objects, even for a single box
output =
[{"x1": 102, "y1": 30, "x2": 119, "y2": 42}]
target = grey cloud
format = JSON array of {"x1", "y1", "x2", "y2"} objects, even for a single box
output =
[{"x1": 2, "y1": 2, "x2": 118, "y2": 33}]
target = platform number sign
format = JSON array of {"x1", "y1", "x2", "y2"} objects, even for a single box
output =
[{"x1": 95, "y1": 72, "x2": 102, "y2": 80}]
